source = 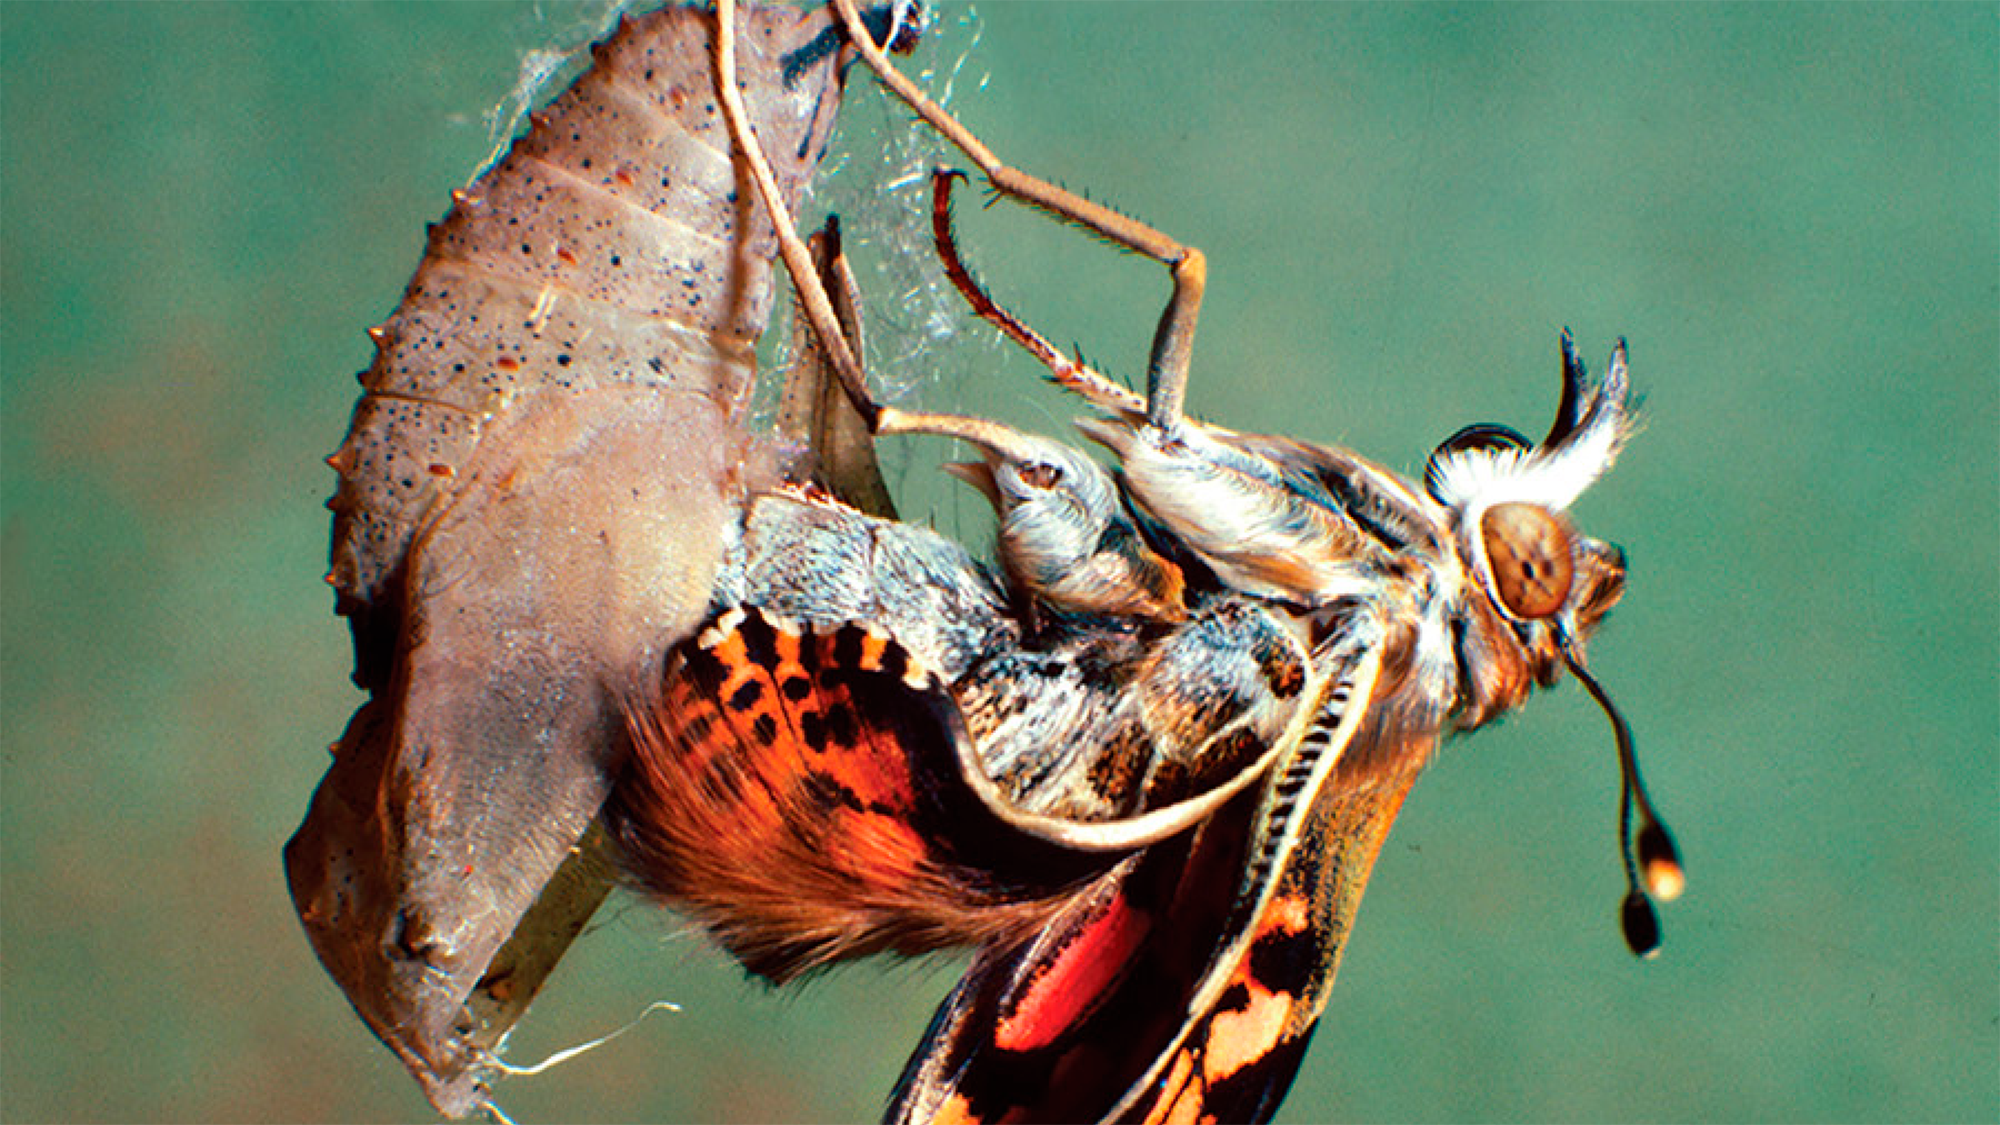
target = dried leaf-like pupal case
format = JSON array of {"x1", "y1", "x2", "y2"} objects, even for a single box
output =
[{"x1": 285, "y1": 4, "x2": 858, "y2": 1116}]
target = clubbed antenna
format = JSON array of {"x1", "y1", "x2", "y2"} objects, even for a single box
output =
[{"x1": 1559, "y1": 640, "x2": 1684, "y2": 957}]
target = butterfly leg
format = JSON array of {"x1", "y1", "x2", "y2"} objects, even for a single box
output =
[
  {"x1": 713, "y1": 88, "x2": 1169, "y2": 615},
  {"x1": 713, "y1": 12, "x2": 1107, "y2": 520},
  {"x1": 923, "y1": 171, "x2": 1146, "y2": 419},
  {"x1": 716, "y1": 0, "x2": 883, "y2": 430},
  {"x1": 827, "y1": 0, "x2": 1205, "y2": 433}
]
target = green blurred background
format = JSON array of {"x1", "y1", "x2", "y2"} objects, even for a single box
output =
[{"x1": 3, "y1": 3, "x2": 1994, "y2": 1122}]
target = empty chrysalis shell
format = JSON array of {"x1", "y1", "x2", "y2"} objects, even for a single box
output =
[{"x1": 286, "y1": 4, "x2": 855, "y2": 1115}]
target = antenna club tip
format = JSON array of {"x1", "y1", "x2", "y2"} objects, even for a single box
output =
[
  {"x1": 1620, "y1": 890, "x2": 1662, "y2": 959},
  {"x1": 1637, "y1": 821, "x2": 1685, "y2": 901},
  {"x1": 1644, "y1": 856, "x2": 1687, "y2": 903}
]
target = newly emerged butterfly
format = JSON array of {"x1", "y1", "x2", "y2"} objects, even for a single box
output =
[
  {"x1": 609, "y1": 472, "x2": 1345, "y2": 980},
  {"x1": 609, "y1": 2, "x2": 1686, "y2": 1122}
]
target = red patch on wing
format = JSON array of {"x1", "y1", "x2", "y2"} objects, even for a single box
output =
[{"x1": 996, "y1": 884, "x2": 1152, "y2": 1052}]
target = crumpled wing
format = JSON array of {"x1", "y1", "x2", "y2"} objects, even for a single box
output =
[
  {"x1": 888, "y1": 638, "x2": 1416, "y2": 1125},
  {"x1": 612, "y1": 604, "x2": 1124, "y2": 984}
]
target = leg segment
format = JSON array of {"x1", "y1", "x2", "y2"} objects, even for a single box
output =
[
  {"x1": 715, "y1": 0, "x2": 880, "y2": 428},
  {"x1": 828, "y1": 0, "x2": 1206, "y2": 432},
  {"x1": 927, "y1": 171, "x2": 1145, "y2": 420}
]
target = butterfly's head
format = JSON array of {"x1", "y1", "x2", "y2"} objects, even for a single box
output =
[
  {"x1": 1422, "y1": 332, "x2": 1634, "y2": 668},
  {"x1": 1422, "y1": 333, "x2": 1679, "y2": 955}
]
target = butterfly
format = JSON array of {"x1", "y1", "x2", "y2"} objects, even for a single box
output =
[
  {"x1": 607, "y1": 331, "x2": 1665, "y2": 1120},
  {"x1": 605, "y1": 2, "x2": 1686, "y2": 1121},
  {"x1": 607, "y1": 472, "x2": 1347, "y2": 983}
]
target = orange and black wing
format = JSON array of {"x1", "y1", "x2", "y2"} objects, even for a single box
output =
[
  {"x1": 889, "y1": 644, "x2": 1423, "y2": 1125},
  {"x1": 608, "y1": 605, "x2": 1116, "y2": 983}
]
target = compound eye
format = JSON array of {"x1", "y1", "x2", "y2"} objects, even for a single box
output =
[
  {"x1": 1481, "y1": 502, "x2": 1576, "y2": 619},
  {"x1": 1014, "y1": 461, "x2": 1063, "y2": 491}
]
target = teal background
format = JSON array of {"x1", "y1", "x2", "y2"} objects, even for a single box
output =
[{"x1": 3, "y1": 3, "x2": 1994, "y2": 1122}]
